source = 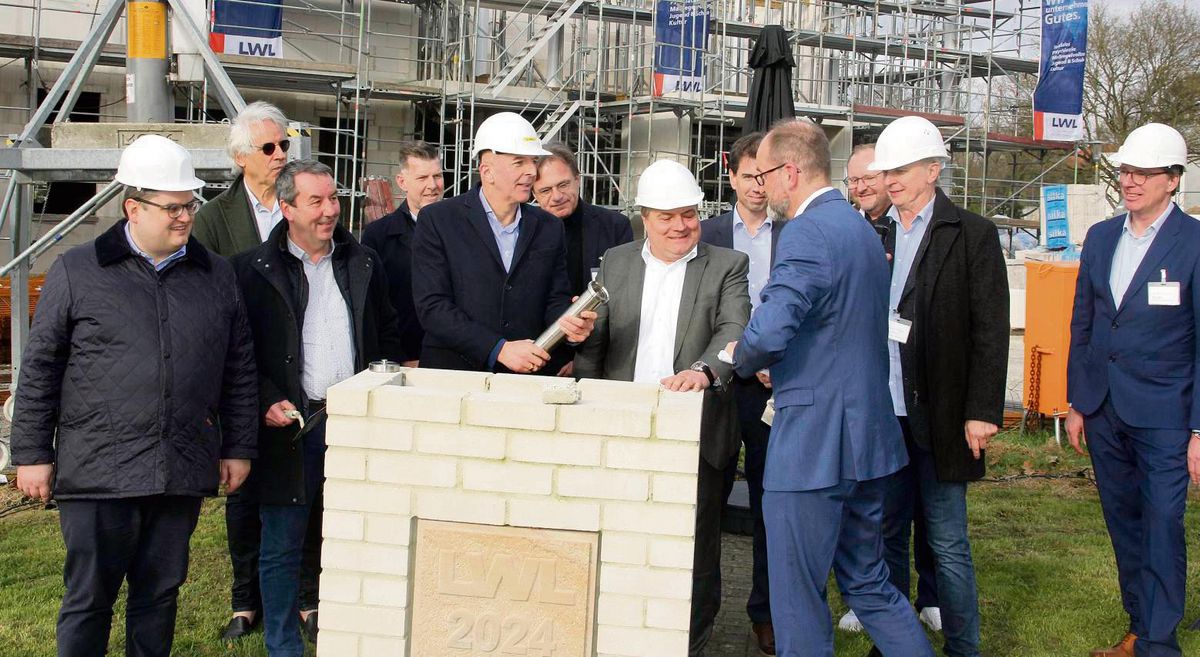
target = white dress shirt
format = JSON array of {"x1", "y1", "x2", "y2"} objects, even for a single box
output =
[
  {"x1": 287, "y1": 238, "x2": 356, "y2": 401},
  {"x1": 794, "y1": 186, "x2": 835, "y2": 217},
  {"x1": 633, "y1": 241, "x2": 698, "y2": 385},
  {"x1": 246, "y1": 180, "x2": 284, "y2": 242},
  {"x1": 886, "y1": 196, "x2": 936, "y2": 416}
]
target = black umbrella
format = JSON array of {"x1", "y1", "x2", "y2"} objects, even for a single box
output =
[{"x1": 743, "y1": 25, "x2": 796, "y2": 133}]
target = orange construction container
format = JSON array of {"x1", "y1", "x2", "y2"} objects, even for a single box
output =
[{"x1": 1024, "y1": 261, "x2": 1079, "y2": 417}]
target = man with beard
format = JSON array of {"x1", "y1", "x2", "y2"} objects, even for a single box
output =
[
  {"x1": 412, "y1": 112, "x2": 595, "y2": 374},
  {"x1": 725, "y1": 119, "x2": 932, "y2": 657}
]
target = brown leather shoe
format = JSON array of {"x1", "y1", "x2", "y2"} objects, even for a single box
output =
[
  {"x1": 751, "y1": 622, "x2": 776, "y2": 655},
  {"x1": 1089, "y1": 633, "x2": 1137, "y2": 657}
]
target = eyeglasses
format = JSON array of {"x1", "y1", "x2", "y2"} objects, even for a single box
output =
[
  {"x1": 136, "y1": 198, "x2": 202, "y2": 219},
  {"x1": 1118, "y1": 166, "x2": 1170, "y2": 186},
  {"x1": 753, "y1": 162, "x2": 789, "y2": 187},
  {"x1": 845, "y1": 173, "x2": 881, "y2": 187},
  {"x1": 254, "y1": 139, "x2": 291, "y2": 156}
]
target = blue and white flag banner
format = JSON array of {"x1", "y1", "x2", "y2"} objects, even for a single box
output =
[
  {"x1": 1032, "y1": 0, "x2": 1088, "y2": 141},
  {"x1": 653, "y1": 0, "x2": 710, "y2": 96},
  {"x1": 209, "y1": 0, "x2": 284, "y2": 58}
]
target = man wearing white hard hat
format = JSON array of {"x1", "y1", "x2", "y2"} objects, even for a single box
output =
[
  {"x1": 1066, "y1": 123, "x2": 1196, "y2": 657},
  {"x1": 863, "y1": 115, "x2": 1009, "y2": 657},
  {"x1": 10, "y1": 134, "x2": 259, "y2": 657},
  {"x1": 725, "y1": 118, "x2": 933, "y2": 657},
  {"x1": 412, "y1": 112, "x2": 595, "y2": 374},
  {"x1": 575, "y1": 158, "x2": 750, "y2": 657}
]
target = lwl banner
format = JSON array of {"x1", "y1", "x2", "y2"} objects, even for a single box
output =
[
  {"x1": 1032, "y1": 0, "x2": 1088, "y2": 141},
  {"x1": 653, "y1": 0, "x2": 710, "y2": 96},
  {"x1": 209, "y1": 0, "x2": 284, "y2": 58}
]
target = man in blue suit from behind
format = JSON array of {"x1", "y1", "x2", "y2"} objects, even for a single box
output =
[
  {"x1": 726, "y1": 119, "x2": 934, "y2": 657},
  {"x1": 1066, "y1": 123, "x2": 1200, "y2": 657}
]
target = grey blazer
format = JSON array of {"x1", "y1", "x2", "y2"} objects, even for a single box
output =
[{"x1": 574, "y1": 240, "x2": 751, "y2": 467}]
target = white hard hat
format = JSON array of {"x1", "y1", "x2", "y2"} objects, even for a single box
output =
[
  {"x1": 471, "y1": 112, "x2": 552, "y2": 157},
  {"x1": 868, "y1": 116, "x2": 949, "y2": 171},
  {"x1": 1107, "y1": 123, "x2": 1188, "y2": 169},
  {"x1": 634, "y1": 160, "x2": 705, "y2": 209},
  {"x1": 115, "y1": 135, "x2": 205, "y2": 191}
]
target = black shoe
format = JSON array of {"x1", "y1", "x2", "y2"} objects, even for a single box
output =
[
  {"x1": 219, "y1": 615, "x2": 259, "y2": 641},
  {"x1": 302, "y1": 611, "x2": 319, "y2": 643},
  {"x1": 865, "y1": 647, "x2": 883, "y2": 657}
]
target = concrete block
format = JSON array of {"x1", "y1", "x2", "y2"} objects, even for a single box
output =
[
  {"x1": 557, "y1": 468, "x2": 649, "y2": 502},
  {"x1": 559, "y1": 401, "x2": 653, "y2": 438},
  {"x1": 508, "y1": 431, "x2": 603, "y2": 466},
  {"x1": 319, "y1": 601, "x2": 407, "y2": 638},
  {"x1": 596, "y1": 593, "x2": 645, "y2": 627},
  {"x1": 598, "y1": 565, "x2": 692, "y2": 599},
  {"x1": 651, "y1": 473, "x2": 698, "y2": 505},
  {"x1": 654, "y1": 395, "x2": 704, "y2": 442},
  {"x1": 596, "y1": 626, "x2": 690, "y2": 657},
  {"x1": 360, "y1": 636, "x2": 406, "y2": 655},
  {"x1": 487, "y1": 372, "x2": 556, "y2": 396},
  {"x1": 327, "y1": 370, "x2": 401, "y2": 416},
  {"x1": 463, "y1": 461, "x2": 553, "y2": 495},
  {"x1": 367, "y1": 452, "x2": 457, "y2": 488},
  {"x1": 326, "y1": 416, "x2": 415, "y2": 452},
  {"x1": 323, "y1": 480, "x2": 412, "y2": 516},
  {"x1": 507, "y1": 497, "x2": 600, "y2": 532},
  {"x1": 361, "y1": 576, "x2": 410, "y2": 608},
  {"x1": 463, "y1": 392, "x2": 557, "y2": 431},
  {"x1": 323, "y1": 510, "x2": 365, "y2": 541},
  {"x1": 371, "y1": 385, "x2": 464, "y2": 424},
  {"x1": 600, "y1": 532, "x2": 648, "y2": 565},
  {"x1": 645, "y1": 598, "x2": 691, "y2": 631},
  {"x1": 648, "y1": 538, "x2": 694, "y2": 569},
  {"x1": 578, "y1": 377, "x2": 661, "y2": 405},
  {"x1": 365, "y1": 514, "x2": 413, "y2": 546},
  {"x1": 314, "y1": 630, "x2": 358, "y2": 657},
  {"x1": 321, "y1": 540, "x2": 409, "y2": 577},
  {"x1": 325, "y1": 448, "x2": 367, "y2": 480},
  {"x1": 400, "y1": 367, "x2": 491, "y2": 392},
  {"x1": 415, "y1": 489, "x2": 506, "y2": 526},
  {"x1": 606, "y1": 439, "x2": 699, "y2": 474},
  {"x1": 415, "y1": 423, "x2": 506, "y2": 460},
  {"x1": 319, "y1": 571, "x2": 362, "y2": 603},
  {"x1": 602, "y1": 503, "x2": 695, "y2": 537}
]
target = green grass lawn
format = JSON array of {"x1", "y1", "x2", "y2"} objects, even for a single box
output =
[{"x1": 2, "y1": 429, "x2": 1200, "y2": 656}]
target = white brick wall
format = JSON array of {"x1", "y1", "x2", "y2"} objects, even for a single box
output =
[{"x1": 319, "y1": 368, "x2": 703, "y2": 656}]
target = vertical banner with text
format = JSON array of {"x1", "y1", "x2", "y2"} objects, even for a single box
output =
[
  {"x1": 209, "y1": 0, "x2": 284, "y2": 58},
  {"x1": 1032, "y1": 0, "x2": 1088, "y2": 141},
  {"x1": 653, "y1": 0, "x2": 710, "y2": 96}
]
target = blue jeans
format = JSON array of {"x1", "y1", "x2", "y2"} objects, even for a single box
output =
[
  {"x1": 882, "y1": 419, "x2": 980, "y2": 657},
  {"x1": 259, "y1": 419, "x2": 326, "y2": 657}
]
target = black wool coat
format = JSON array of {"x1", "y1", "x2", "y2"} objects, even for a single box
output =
[
  {"x1": 886, "y1": 188, "x2": 1010, "y2": 482},
  {"x1": 361, "y1": 201, "x2": 422, "y2": 362},
  {"x1": 11, "y1": 221, "x2": 259, "y2": 499},
  {"x1": 232, "y1": 221, "x2": 404, "y2": 505}
]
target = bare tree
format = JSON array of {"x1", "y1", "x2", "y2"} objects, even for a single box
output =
[{"x1": 1084, "y1": 0, "x2": 1200, "y2": 158}]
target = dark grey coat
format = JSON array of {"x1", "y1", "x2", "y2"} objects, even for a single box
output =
[{"x1": 11, "y1": 220, "x2": 259, "y2": 499}]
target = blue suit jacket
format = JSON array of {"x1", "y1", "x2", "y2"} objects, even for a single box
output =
[
  {"x1": 1067, "y1": 205, "x2": 1200, "y2": 430},
  {"x1": 733, "y1": 189, "x2": 907, "y2": 491},
  {"x1": 700, "y1": 209, "x2": 786, "y2": 265},
  {"x1": 411, "y1": 187, "x2": 573, "y2": 373}
]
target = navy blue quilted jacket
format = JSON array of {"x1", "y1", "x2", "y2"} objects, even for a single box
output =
[{"x1": 10, "y1": 220, "x2": 258, "y2": 499}]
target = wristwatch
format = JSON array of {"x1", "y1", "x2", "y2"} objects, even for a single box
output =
[{"x1": 690, "y1": 361, "x2": 719, "y2": 389}]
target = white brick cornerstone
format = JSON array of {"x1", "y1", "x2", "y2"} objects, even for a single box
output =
[{"x1": 316, "y1": 368, "x2": 703, "y2": 657}]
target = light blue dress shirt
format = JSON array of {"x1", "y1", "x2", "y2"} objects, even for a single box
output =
[
  {"x1": 887, "y1": 195, "x2": 935, "y2": 417},
  {"x1": 1109, "y1": 203, "x2": 1175, "y2": 307},
  {"x1": 124, "y1": 222, "x2": 187, "y2": 272},
  {"x1": 732, "y1": 207, "x2": 773, "y2": 313},
  {"x1": 480, "y1": 189, "x2": 521, "y2": 273}
]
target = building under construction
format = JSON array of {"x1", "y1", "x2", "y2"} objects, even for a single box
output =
[{"x1": 0, "y1": 0, "x2": 1085, "y2": 228}]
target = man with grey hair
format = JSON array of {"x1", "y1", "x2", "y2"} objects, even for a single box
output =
[
  {"x1": 232, "y1": 159, "x2": 403, "y2": 657},
  {"x1": 193, "y1": 100, "x2": 291, "y2": 258},
  {"x1": 192, "y1": 100, "x2": 321, "y2": 643}
]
